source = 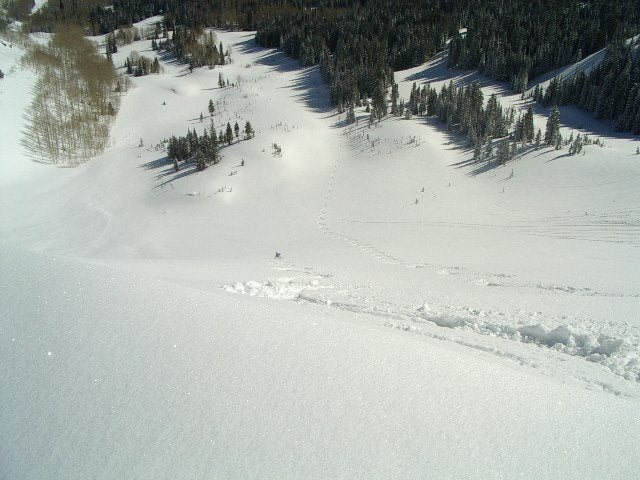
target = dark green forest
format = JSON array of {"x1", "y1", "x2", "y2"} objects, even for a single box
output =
[
  {"x1": 5, "y1": 0, "x2": 640, "y2": 133},
  {"x1": 534, "y1": 39, "x2": 640, "y2": 134}
]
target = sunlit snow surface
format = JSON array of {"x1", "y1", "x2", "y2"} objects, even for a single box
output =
[{"x1": 1, "y1": 24, "x2": 639, "y2": 479}]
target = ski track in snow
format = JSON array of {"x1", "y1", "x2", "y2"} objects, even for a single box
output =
[{"x1": 224, "y1": 271, "x2": 640, "y2": 393}]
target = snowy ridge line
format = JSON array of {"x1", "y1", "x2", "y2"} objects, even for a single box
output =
[{"x1": 223, "y1": 277, "x2": 640, "y2": 389}]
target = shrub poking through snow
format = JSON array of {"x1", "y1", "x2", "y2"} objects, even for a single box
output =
[{"x1": 272, "y1": 143, "x2": 282, "y2": 157}]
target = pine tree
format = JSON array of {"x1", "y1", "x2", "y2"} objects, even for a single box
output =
[
  {"x1": 371, "y1": 80, "x2": 388, "y2": 120},
  {"x1": 208, "y1": 99, "x2": 215, "y2": 117},
  {"x1": 497, "y1": 138, "x2": 510, "y2": 165},
  {"x1": 524, "y1": 106, "x2": 535, "y2": 143},
  {"x1": 234, "y1": 121, "x2": 240, "y2": 140},
  {"x1": 545, "y1": 105, "x2": 561, "y2": 145},
  {"x1": 473, "y1": 142, "x2": 482, "y2": 162},
  {"x1": 225, "y1": 122, "x2": 233, "y2": 145},
  {"x1": 195, "y1": 148, "x2": 206, "y2": 171},
  {"x1": 535, "y1": 129, "x2": 542, "y2": 149},
  {"x1": 554, "y1": 133, "x2": 563, "y2": 150},
  {"x1": 510, "y1": 141, "x2": 518, "y2": 161},
  {"x1": 569, "y1": 134, "x2": 583, "y2": 155},
  {"x1": 485, "y1": 138, "x2": 493, "y2": 159},
  {"x1": 391, "y1": 83, "x2": 399, "y2": 116},
  {"x1": 346, "y1": 104, "x2": 356, "y2": 124},
  {"x1": 244, "y1": 121, "x2": 254, "y2": 139},
  {"x1": 167, "y1": 136, "x2": 178, "y2": 160}
]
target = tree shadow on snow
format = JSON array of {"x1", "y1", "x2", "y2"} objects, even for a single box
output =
[
  {"x1": 284, "y1": 68, "x2": 333, "y2": 114},
  {"x1": 234, "y1": 37, "x2": 333, "y2": 114},
  {"x1": 403, "y1": 55, "x2": 514, "y2": 98},
  {"x1": 139, "y1": 155, "x2": 199, "y2": 191},
  {"x1": 139, "y1": 141, "x2": 240, "y2": 192}
]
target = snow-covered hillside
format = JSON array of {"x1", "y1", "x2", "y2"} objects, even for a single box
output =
[{"x1": 1, "y1": 24, "x2": 639, "y2": 479}]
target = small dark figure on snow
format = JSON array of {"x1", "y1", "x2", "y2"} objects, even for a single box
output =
[{"x1": 274, "y1": 252, "x2": 281, "y2": 259}]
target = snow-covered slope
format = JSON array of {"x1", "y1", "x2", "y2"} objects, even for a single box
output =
[
  {"x1": 1, "y1": 25, "x2": 640, "y2": 478},
  {"x1": 3, "y1": 244, "x2": 639, "y2": 479}
]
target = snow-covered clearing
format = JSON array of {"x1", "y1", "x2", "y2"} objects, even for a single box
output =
[{"x1": 1, "y1": 24, "x2": 639, "y2": 478}]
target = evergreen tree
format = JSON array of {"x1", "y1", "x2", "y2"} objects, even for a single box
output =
[
  {"x1": 545, "y1": 105, "x2": 561, "y2": 146},
  {"x1": 510, "y1": 141, "x2": 518, "y2": 161},
  {"x1": 234, "y1": 121, "x2": 240, "y2": 139},
  {"x1": 524, "y1": 106, "x2": 534, "y2": 143},
  {"x1": 208, "y1": 99, "x2": 215, "y2": 117},
  {"x1": 371, "y1": 80, "x2": 388, "y2": 120},
  {"x1": 391, "y1": 83, "x2": 399, "y2": 116},
  {"x1": 569, "y1": 134, "x2": 583, "y2": 155},
  {"x1": 346, "y1": 104, "x2": 356, "y2": 124},
  {"x1": 496, "y1": 138, "x2": 510, "y2": 165},
  {"x1": 195, "y1": 148, "x2": 206, "y2": 171},
  {"x1": 225, "y1": 122, "x2": 233, "y2": 145},
  {"x1": 244, "y1": 121, "x2": 254, "y2": 139},
  {"x1": 473, "y1": 142, "x2": 482, "y2": 163},
  {"x1": 554, "y1": 133, "x2": 563, "y2": 150}
]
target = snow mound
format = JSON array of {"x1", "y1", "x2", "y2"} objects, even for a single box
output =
[
  {"x1": 415, "y1": 308, "x2": 640, "y2": 382},
  {"x1": 224, "y1": 278, "x2": 332, "y2": 301}
]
